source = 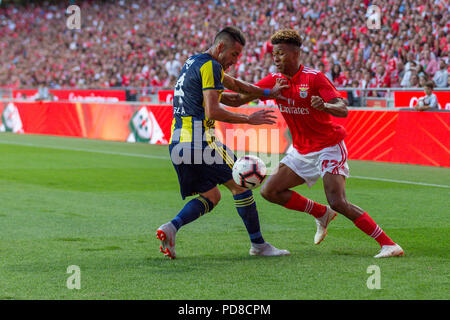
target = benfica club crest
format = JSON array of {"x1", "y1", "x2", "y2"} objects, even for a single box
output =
[{"x1": 298, "y1": 85, "x2": 309, "y2": 98}]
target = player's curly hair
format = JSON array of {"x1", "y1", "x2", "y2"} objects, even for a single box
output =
[{"x1": 270, "y1": 29, "x2": 302, "y2": 48}]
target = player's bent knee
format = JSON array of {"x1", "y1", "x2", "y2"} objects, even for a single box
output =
[
  {"x1": 208, "y1": 193, "x2": 221, "y2": 207},
  {"x1": 328, "y1": 197, "x2": 347, "y2": 213},
  {"x1": 200, "y1": 189, "x2": 221, "y2": 207},
  {"x1": 198, "y1": 195, "x2": 216, "y2": 213},
  {"x1": 223, "y1": 178, "x2": 248, "y2": 196},
  {"x1": 231, "y1": 184, "x2": 248, "y2": 196},
  {"x1": 260, "y1": 185, "x2": 277, "y2": 203},
  {"x1": 260, "y1": 186, "x2": 270, "y2": 200}
]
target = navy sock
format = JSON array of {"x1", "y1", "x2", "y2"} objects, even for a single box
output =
[
  {"x1": 233, "y1": 190, "x2": 264, "y2": 244},
  {"x1": 171, "y1": 196, "x2": 214, "y2": 230}
]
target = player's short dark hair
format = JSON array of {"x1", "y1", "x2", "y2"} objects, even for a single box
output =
[
  {"x1": 270, "y1": 29, "x2": 303, "y2": 48},
  {"x1": 214, "y1": 26, "x2": 246, "y2": 47}
]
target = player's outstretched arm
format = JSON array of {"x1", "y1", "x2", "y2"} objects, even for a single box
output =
[
  {"x1": 221, "y1": 77, "x2": 288, "y2": 107},
  {"x1": 223, "y1": 74, "x2": 288, "y2": 99},
  {"x1": 204, "y1": 89, "x2": 276, "y2": 125},
  {"x1": 311, "y1": 96, "x2": 349, "y2": 117},
  {"x1": 220, "y1": 92, "x2": 258, "y2": 107}
]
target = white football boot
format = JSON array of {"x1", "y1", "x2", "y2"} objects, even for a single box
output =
[
  {"x1": 249, "y1": 242, "x2": 290, "y2": 256},
  {"x1": 374, "y1": 244, "x2": 404, "y2": 258},
  {"x1": 156, "y1": 222, "x2": 177, "y2": 259},
  {"x1": 314, "y1": 206, "x2": 338, "y2": 245}
]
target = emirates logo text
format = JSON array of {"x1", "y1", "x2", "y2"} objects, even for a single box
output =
[{"x1": 279, "y1": 105, "x2": 310, "y2": 115}]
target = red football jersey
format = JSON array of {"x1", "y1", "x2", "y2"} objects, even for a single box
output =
[{"x1": 256, "y1": 65, "x2": 347, "y2": 154}]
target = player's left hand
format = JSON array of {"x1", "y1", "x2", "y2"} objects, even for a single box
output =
[{"x1": 311, "y1": 96, "x2": 327, "y2": 111}]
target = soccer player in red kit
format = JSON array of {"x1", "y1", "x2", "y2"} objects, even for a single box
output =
[{"x1": 221, "y1": 30, "x2": 403, "y2": 258}]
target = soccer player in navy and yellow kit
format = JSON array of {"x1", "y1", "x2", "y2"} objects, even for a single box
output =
[{"x1": 156, "y1": 27, "x2": 290, "y2": 259}]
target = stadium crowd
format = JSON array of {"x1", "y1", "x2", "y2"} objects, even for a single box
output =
[{"x1": 0, "y1": 0, "x2": 448, "y2": 91}]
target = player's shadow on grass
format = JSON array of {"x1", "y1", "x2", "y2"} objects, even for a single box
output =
[
  {"x1": 330, "y1": 248, "x2": 369, "y2": 257},
  {"x1": 144, "y1": 253, "x2": 294, "y2": 263},
  {"x1": 144, "y1": 247, "x2": 323, "y2": 264}
]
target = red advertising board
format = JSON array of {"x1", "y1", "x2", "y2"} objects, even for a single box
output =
[
  {"x1": 394, "y1": 90, "x2": 450, "y2": 109},
  {"x1": 333, "y1": 110, "x2": 450, "y2": 167},
  {"x1": 366, "y1": 99, "x2": 387, "y2": 108},
  {"x1": 158, "y1": 90, "x2": 174, "y2": 104},
  {"x1": 0, "y1": 101, "x2": 172, "y2": 144},
  {"x1": 12, "y1": 89, "x2": 127, "y2": 102}
]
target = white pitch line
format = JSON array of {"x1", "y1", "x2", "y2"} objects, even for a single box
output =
[
  {"x1": 1, "y1": 139, "x2": 449, "y2": 189},
  {"x1": 350, "y1": 175, "x2": 450, "y2": 189},
  {"x1": 0, "y1": 139, "x2": 169, "y2": 160}
]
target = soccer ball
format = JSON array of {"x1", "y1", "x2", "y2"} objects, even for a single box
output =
[{"x1": 232, "y1": 155, "x2": 267, "y2": 189}]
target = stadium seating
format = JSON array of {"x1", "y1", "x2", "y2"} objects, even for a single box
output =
[{"x1": 0, "y1": 0, "x2": 448, "y2": 90}]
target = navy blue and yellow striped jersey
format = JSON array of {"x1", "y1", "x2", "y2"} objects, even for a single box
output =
[{"x1": 169, "y1": 53, "x2": 224, "y2": 146}]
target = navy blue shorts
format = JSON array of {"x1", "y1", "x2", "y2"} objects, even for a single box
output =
[{"x1": 169, "y1": 141, "x2": 237, "y2": 199}]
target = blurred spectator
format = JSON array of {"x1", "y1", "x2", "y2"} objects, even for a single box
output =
[
  {"x1": 361, "y1": 69, "x2": 375, "y2": 89},
  {"x1": 418, "y1": 75, "x2": 428, "y2": 88},
  {"x1": 348, "y1": 80, "x2": 362, "y2": 107},
  {"x1": 421, "y1": 50, "x2": 440, "y2": 76},
  {"x1": 36, "y1": 83, "x2": 54, "y2": 101},
  {"x1": 401, "y1": 61, "x2": 417, "y2": 87},
  {"x1": 404, "y1": 52, "x2": 419, "y2": 73},
  {"x1": 391, "y1": 60, "x2": 405, "y2": 87},
  {"x1": 433, "y1": 60, "x2": 449, "y2": 88},
  {"x1": 318, "y1": 62, "x2": 332, "y2": 81},
  {"x1": 375, "y1": 65, "x2": 391, "y2": 88},
  {"x1": 165, "y1": 53, "x2": 182, "y2": 79},
  {"x1": 410, "y1": 74, "x2": 420, "y2": 88},
  {"x1": 330, "y1": 64, "x2": 343, "y2": 86}
]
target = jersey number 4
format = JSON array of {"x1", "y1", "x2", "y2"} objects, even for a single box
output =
[{"x1": 174, "y1": 73, "x2": 186, "y2": 98}]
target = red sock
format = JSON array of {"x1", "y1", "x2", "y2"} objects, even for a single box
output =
[
  {"x1": 353, "y1": 212, "x2": 395, "y2": 247},
  {"x1": 284, "y1": 191, "x2": 327, "y2": 218}
]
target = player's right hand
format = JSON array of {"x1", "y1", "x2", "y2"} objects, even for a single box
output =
[
  {"x1": 268, "y1": 78, "x2": 289, "y2": 100},
  {"x1": 248, "y1": 109, "x2": 277, "y2": 125}
]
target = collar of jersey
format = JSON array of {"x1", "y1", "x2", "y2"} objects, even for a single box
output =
[{"x1": 280, "y1": 65, "x2": 304, "y2": 81}]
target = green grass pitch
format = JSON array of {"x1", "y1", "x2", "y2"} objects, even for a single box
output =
[{"x1": 0, "y1": 132, "x2": 448, "y2": 300}]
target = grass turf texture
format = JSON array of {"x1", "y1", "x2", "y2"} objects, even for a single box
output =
[{"x1": 0, "y1": 133, "x2": 448, "y2": 300}]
